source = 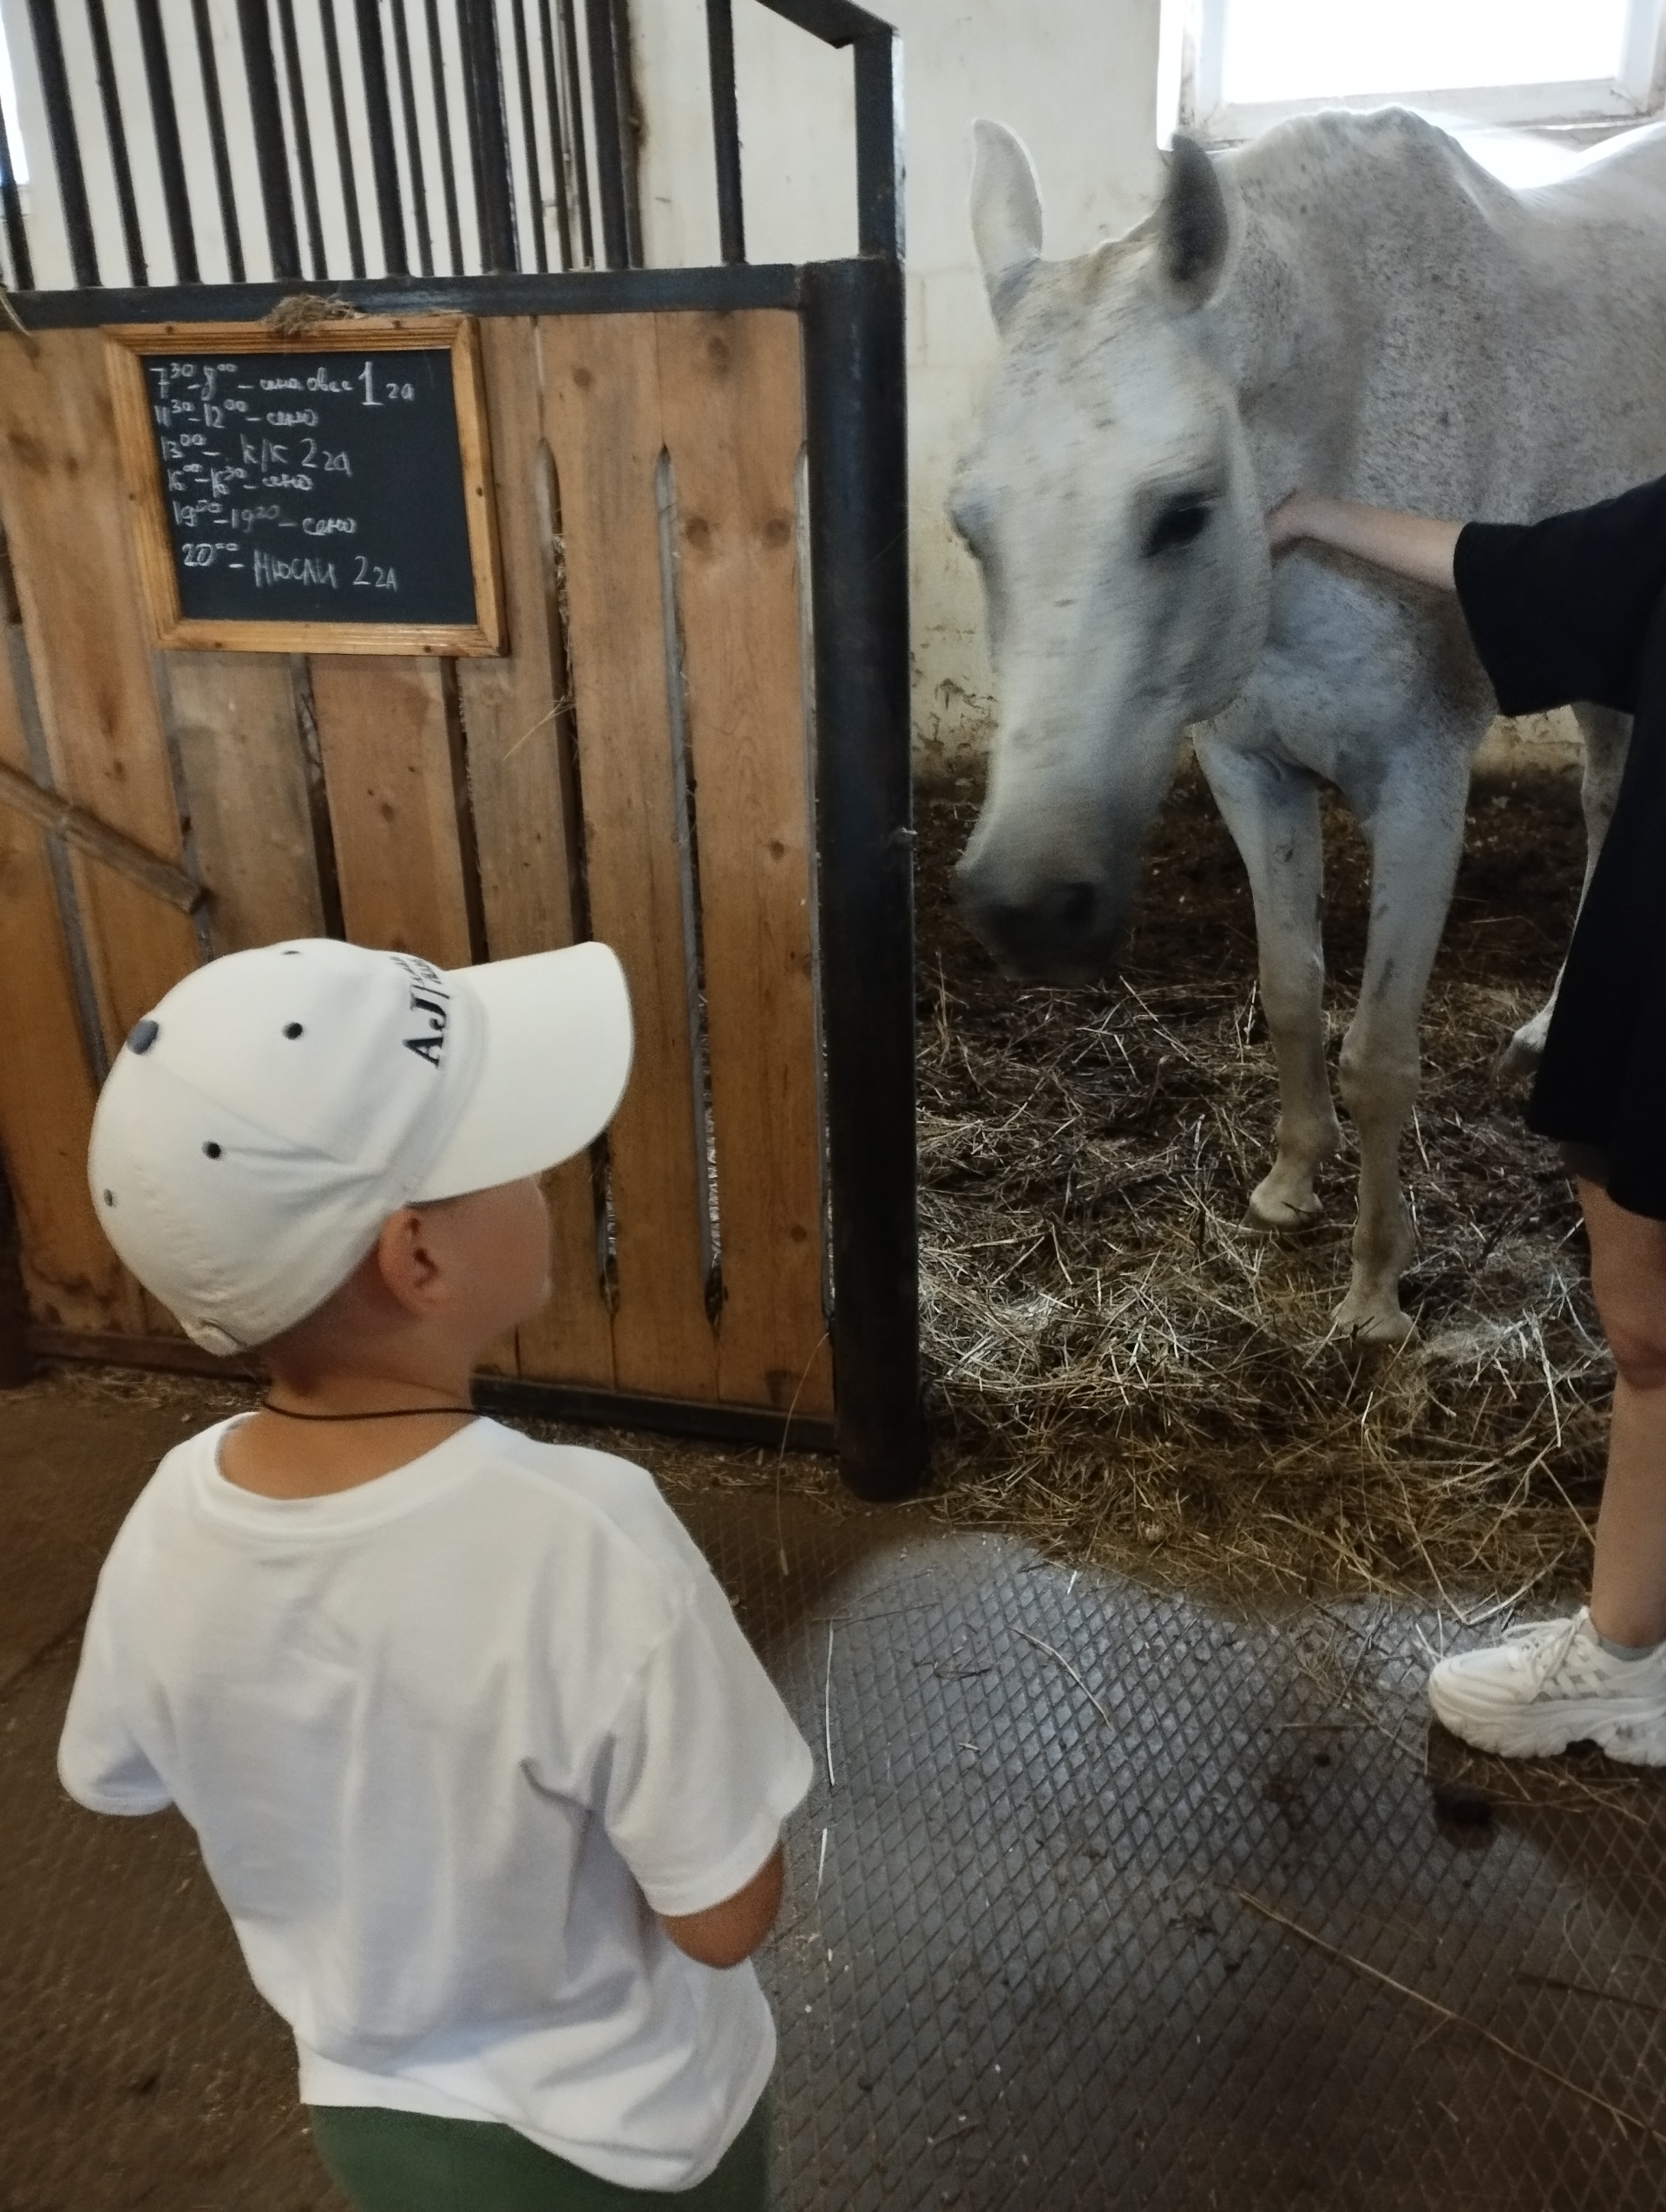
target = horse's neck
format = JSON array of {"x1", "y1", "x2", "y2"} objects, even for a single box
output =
[{"x1": 1203, "y1": 119, "x2": 1515, "y2": 511}]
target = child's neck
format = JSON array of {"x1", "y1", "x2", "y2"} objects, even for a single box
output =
[{"x1": 218, "y1": 1362, "x2": 480, "y2": 1500}]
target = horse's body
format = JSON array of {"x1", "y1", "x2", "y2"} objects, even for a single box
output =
[{"x1": 954, "y1": 110, "x2": 1666, "y2": 1340}]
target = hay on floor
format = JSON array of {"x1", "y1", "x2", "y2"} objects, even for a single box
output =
[{"x1": 915, "y1": 767, "x2": 1610, "y2": 1604}]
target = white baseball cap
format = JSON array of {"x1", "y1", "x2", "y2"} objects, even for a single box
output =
[{"x1": 88, "y1": 939, "x2": 633, "y2": 1355}]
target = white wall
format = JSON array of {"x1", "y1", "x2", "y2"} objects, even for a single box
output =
[{"x1": 632, "y1": 0, "x2": 1167, "y2": 770}]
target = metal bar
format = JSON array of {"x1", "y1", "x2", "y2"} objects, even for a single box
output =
[
  {"x1": 388, "y1": 0, "x2": 433, "y2": 276},
  {"x1": 456, "y1": 0, "x2": 516, "y2": 271},
  {"x1": 234, "y1": 0, "x2": 301, "y2": 278},
  {"x1": 134, "y1": 0, "x2": 199, "y2": 282},
  {"x1": 0, "y1": 72, "x2": 34, "y2": 287},
  {"x1": 421, "y1": 0, "x2": 464, "y2": 272},
  {"x1": 19, "y1": 257, "x2": 805, "y2": 323},
  {"x1": 351, "y1": 0, "x2": 408, "y2": 273},
  {"x1": 188, "y1": 0, "x2": 245, "y2": 282},
  {"x1": 274, "y1": 0, "x2": 327, "y2": 277},
  {"x1": 509, "y1": 0, "x2": 547, "y2": 271},
  {"x1": 851, "y1": 27, "x2": 902, "y2": 259},
  {"x1": 318, "y1": 0, "x2": 366, "y2": 278},
  {"x1": 535, "y1": 0, "x2": 572, "y2": 269},
  {"x1": 582, "y1": 0, "x2": 627, "y2": 265},
  {"x1": 84, "y1": 0, "x2": 146, "y2": 285},
  {"x1": 555, "y1": 0, "x2": 593, "y2": 266},
  {"x1": 754, "y1": 0, "x2": 890, "y2": 43},
  {"x1": 23, "y1": 0, "x2": 97, "y2": 284},
  {"x1": 800, "y1": 255, "x2": 924, "y2": 1502},
  {"x1": 704, "y1": 0, "x2": 743, "y2": 264}
]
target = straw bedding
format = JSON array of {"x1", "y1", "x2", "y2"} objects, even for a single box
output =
[{"x1": 915, "y1": 756, "x2": 1610, "y2": 1604}]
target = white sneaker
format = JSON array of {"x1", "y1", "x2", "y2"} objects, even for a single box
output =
[{"x1": 1427, "y1": 1607, "x2": 1666, "y2": 1764}]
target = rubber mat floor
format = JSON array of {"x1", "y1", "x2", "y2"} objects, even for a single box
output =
[{"x1": 5, "y1": 1379, "x2": 1666, "y2": 2211}]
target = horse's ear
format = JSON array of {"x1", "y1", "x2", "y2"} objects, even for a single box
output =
[
  {"x1": 970, "y1": 120, "x2": 1043, "y2": 324},
  {"x1": 1159, "y1": 134, "x2": 1230, "y2": 305}
]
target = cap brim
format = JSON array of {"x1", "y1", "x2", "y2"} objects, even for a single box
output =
[{"x1": 416, "y1": 941, "x2": 633, "y2": 1201}]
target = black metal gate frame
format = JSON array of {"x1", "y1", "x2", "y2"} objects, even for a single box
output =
[{"x1": 5, "y1": 0, "x2": 925, "y2": 1503}]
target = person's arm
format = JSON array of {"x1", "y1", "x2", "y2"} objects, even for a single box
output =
[
  {"x1": 658, "y1": 1841, "x2": 784, "y2": 1968},
  {"x1": 1267, "y1": 490, "x2": 1461, "y2": 592}
]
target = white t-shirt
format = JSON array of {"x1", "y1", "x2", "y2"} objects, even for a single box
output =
[{"x1": 57, "y1": 1418, "x2": 813, "y2": 2190}]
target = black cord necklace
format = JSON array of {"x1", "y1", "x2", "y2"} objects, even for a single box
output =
[{"x1": 259, "y1": 1398, "x2": 476, "y2": 1423}]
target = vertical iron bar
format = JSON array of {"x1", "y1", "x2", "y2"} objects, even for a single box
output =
[
  {"x1": 554, "y1": 0, "x2": 592, "y2": 266},
  {"x1": 0, "y1": 79, "x2": 34, "y2": 287},
  {"x1": 456, "y1": 0, "x2": 516, "y2": 271},
  {"x1": 421, "y1": 0, "x2": 464, "y2": 272},
  {"x1": 509, "y1": 0, "x2": 545, "y2": 271},
  {"x1": 351, "y1": 0, "x2": 409, "y2": 273},
  {"x1": 388, "y1": 0, "x2": 432, "y2": 276},
  {"x1": 582, "y1": 0, "x2": 626, "y2": 265},
  {"x1": 318, "y1": 0, "x2": 366, "y2": 278},
  {"x1": 534, "y1": 0, "x2": 570, "y2": 267},
  {"x1": 234, "y1": 0, "x2": 300, "y2": 277},
  {"x1": 704, "y1": 0, "x2": 743, "y2": 264},
  {"x1": 23, "y1": 0, "x2": 97, "y2": 283},
  {"x1": 134, "y1": 0, "x2": 198, "y2": 281},
  {"x1": 801, "y1": 256, "x2": 923, "y2": 1502},
  {"x1": 851, "y1": 26, "x2": 901, "y2": 259},
  {"x1": 83, "y1": 0, "x2": 146, "y2": 284},
  {"x1": 275, "y1": 0, "x2": 326, "y2": 276},
  {"x1": 188, "y1": 0, "x2": 245, "y2": 281}
]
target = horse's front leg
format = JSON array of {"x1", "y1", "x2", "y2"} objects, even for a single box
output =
[
  {"x1": 1334, "y1": 756, "x2": 1470, "y2": 1344},
  {"x1": 1499, "y1": 702, "x2": 1630, "y2": 1077},
  {"x1": 1194, "y1": 735, "x2": 1341, "y2": 1228}
]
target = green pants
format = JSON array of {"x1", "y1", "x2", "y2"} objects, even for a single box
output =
[{"x1": 309, "y1": 2089, "x2": 771, "y2": 2212}]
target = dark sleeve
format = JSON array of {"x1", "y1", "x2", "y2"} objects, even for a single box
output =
[{"x1": 1453, "y1": 473, "x2": 1666, "y2": 717}]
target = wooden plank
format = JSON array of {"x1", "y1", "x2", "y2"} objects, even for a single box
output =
[
  {"x1": 539, "y1": 314, "x2": 718, "y2": 1402},
  {"x1": 658, "y1": 312, "x2": 832, "y2": 1418},
  {"x1": 0, "y1": 756, "x2": 203, "y2": 913},
  {"x1": 459, "y1": 317, "x2": 613, "y2": 1391},
  {"x1": 309, "y1": 656, "x2": 476, "y2": 968},
  {"x1": 0, "y1": 619, "x2": 141, "y2": 1333},
  {"x1": 163, "y1": 655, "x2": 325, "y2": 953},
  {"x1": 0, "y1": 328, "x2": 201, "y2": 1051}
]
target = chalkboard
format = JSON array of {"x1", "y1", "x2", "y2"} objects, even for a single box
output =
[{"x1": 106, "y1": 316, "x2": 502, "y2": 656}]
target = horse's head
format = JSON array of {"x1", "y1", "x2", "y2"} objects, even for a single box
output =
[{"x1": 953, "y1": 123, "x2": 1270, "y2": 981}]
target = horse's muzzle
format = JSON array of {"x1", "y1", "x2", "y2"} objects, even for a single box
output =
[{"x1": 954, "y1": 865, "x2": 1125, "y2": 983}]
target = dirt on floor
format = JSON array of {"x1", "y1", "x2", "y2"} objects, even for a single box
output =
[{"x1": 911, "y1": 753, "x2": 1609, "y2": 1605}]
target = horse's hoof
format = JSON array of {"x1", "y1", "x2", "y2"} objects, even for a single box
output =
[
  {"x1": 1495, "y1": 1018, "x2": 1548, "y2": 1084},
  {"x1": 1245, "y1": 1183, "x2": 1323, "y2": 1234},
  {"x1": 1331, "y1": 1296, "x2": 1413, "y2": 1348}
]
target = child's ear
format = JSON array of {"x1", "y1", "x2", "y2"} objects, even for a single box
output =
[{"x1": 373, "y1": 1206, "x2": 443, "y2": 1314}]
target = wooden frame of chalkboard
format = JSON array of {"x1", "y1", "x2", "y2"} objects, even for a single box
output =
[{"x1": 103, "y1": 315, "x2": 504, "y2": 656}]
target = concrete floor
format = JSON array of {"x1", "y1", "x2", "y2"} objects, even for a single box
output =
[{"x1": 6, "y1": 1371, "x2": 1666, "y2": 2211}]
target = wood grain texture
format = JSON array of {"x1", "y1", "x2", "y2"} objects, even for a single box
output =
[
  {"x1": 0, "y1": 618, "x2": 141, "y2": 1332},
  {"x1": 0, "y1": 329, "x2": 201, "y2": 1052},
  {"x1": 163, "y1": 654, "x2": 325, "y2": 952},
  {"x1": 659, "y1": 311, "x2": 831, "y2": 1417},
  {"x1": 460, "y1": 317, "x2": 613, "y2": 1390},
  {"x1": 539, "y1": 314, "x2": 718, "y2": 1401},
  {"x1": 310, "y1": 656, "x2": 476, "y2": 966}
]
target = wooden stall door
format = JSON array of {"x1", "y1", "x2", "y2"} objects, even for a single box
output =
[{"x1": 0, "y1": 311, "x2": 831, "y2": 1428}]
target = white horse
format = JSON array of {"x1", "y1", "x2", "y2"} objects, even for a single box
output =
[{"x1": 954, "y1": 109, "x2": 1666, "y2": 1342}]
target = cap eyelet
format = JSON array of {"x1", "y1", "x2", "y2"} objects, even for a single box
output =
[
  {"x1": 102, "y1": 1188, "x2": 115, "y2": 1207},
  {"x1": 126, "y1": 1018, "x2": 160, "y2": 1055},
  {"x1": 283, "y1": 1022, "x2": 304, "y2": 1039},
  {"x1": 202, "y1": 1142, "x2": 222, "y2": 1159}
]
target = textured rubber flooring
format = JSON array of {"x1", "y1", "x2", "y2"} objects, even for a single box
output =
[{"x1": 6, "y1": 1383, "x2": 1666, "y2": 2210}]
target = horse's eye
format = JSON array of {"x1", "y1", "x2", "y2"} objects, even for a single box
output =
[{"x1": 1145, "y1": 496, "x2": 1212, "y2": 557}]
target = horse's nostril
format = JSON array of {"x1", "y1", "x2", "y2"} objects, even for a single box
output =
[{"x1": 1059, "y1": 881, "x2": 1097, "y2": 933}]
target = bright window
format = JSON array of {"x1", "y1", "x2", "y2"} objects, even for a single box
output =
[
  {"x1": 1164, "y1": 0, "x2": 1666, "y2": 141},
  {"x1": 0, "y1": 13, "x2": 24, "y2": 184}
]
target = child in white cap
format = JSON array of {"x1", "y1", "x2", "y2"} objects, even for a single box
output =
[{"x1": 56, "y1": 938, "x2": 813, "y2": 2211}]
